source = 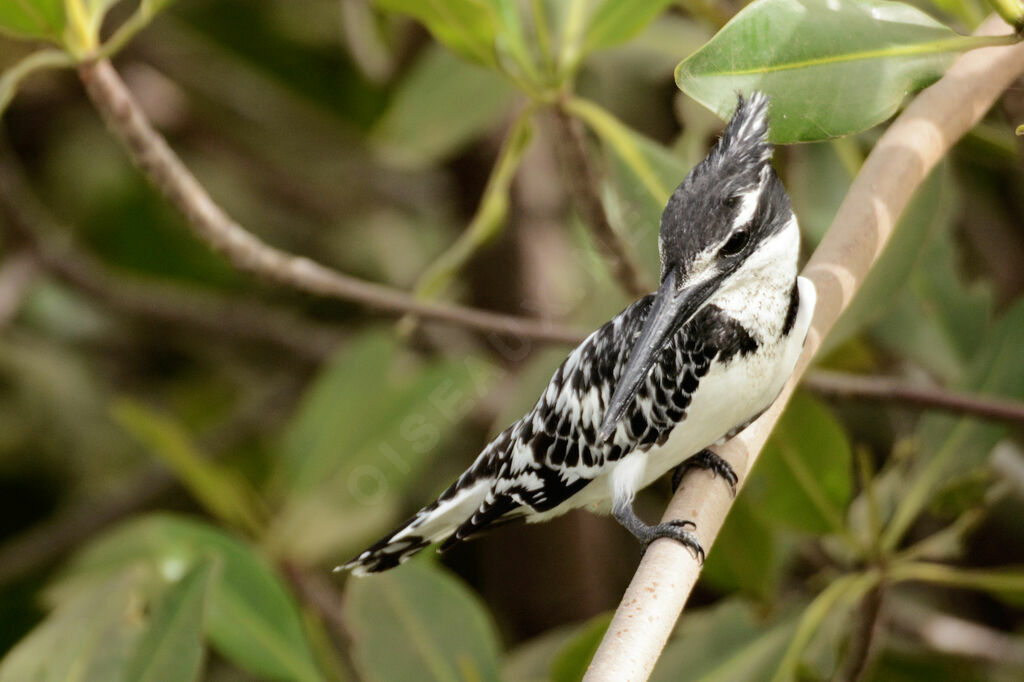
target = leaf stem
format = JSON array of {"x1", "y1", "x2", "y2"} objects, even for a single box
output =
[
  {"x1": 408, "y1": 107, "x2": 535, "y2": 304},
  {"x1": 559, "y1": 0, "x2": 589, "y2": 79},
  {"x1": 771, "y1": 571, "x2": 881, "y2": 682},
  {"x1": 890, "y1": 561, "x2": 1024, "y2": 593},
  {"x1": 0, "y1": 49, "x2": 75, "y2": 116}
]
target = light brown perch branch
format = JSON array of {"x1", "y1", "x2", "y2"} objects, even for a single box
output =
[
  {"x1": 584, "y1": 16, "x2": 1024, "y2": 682},
  {"x1": 75, "y1": 58, "x2": 585, "y2": 346}
]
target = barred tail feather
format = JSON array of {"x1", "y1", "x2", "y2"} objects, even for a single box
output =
[{"x1": 337, "y1": 478, "x2": 491, "y2": 575}]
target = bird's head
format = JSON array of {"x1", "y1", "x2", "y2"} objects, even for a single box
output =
[{"x1": 600, "y1": 92, "x2": 798, "y2": 440}]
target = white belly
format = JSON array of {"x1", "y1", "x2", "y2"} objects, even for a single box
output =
[{"x1": 529, "y1": 276, "x2": 816, "y2": 520}]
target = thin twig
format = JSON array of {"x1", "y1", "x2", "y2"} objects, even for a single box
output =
[
  {"x1": 805, "y1": 369, "x2": 1024, "y2": 424},
  {"x1": 837, "y1": 584, "x2": 885, "y2": 682},
  {"x1": 0, "y1": 249, "x2": 38, "y2": 328},
  {"x1": 0, "y1": 160, "x2": 343, "y2": 361},
  {"x1": 551, "y1": 106, "x2": 653, "y2": 297},
  {"x1": 75, "y1": 58, "x2": 584, "y2": 346},
  {"x1": 585, "y1": 17, "x2": 1024, "y2": 682},
  {"x1": 888, "y1": 595, "x2": 1024, "y2": 668},
  {"x1": 281, "y1": 561, "x2": 353, "y2": 645}
]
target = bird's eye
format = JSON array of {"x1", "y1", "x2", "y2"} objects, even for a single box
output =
[
  {"x1": 719, "y1": 230, "x2": 749, "y2": 256},
  {"x1": 724, "y1": 196, "x2": 741, "y2": 209}
]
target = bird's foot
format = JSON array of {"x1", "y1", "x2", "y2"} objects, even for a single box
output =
[
  {"x1": 639, "y1": 520, "x2": 705, "y2": 563},
  {"x1": 613, "y1": 501, "x2": 705, "y2": 564},
  {"x1": 671, "y1": 449, "x2": 738, "y2": 495}
]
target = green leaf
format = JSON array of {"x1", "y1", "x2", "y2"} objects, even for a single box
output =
[
  {"x1": 750, "y1": 392, "x2": 853, "y2": 535},
  {"x1": 267, "y1": 330, "x2": 498, "y2": 562},
  {"x1": 871, "y1": 203, "x2": 993, "y2": 383},
  {"x1": 345, "y1": 561, "x2": 502, "y2": 682},
  {"x1": 651, "y1": 599, "x2": 797, "y2": 682},
  {"x1": 787, "y1": 141, "x2": 855, "y2": 246},
  {"x1": 675, "y1": 0, "x2": 1017, "y2": 142},
  {"x1": 111, "y1": 398, "x2": 265, "y2": 535},
  {"x1": 884, "y1": 300, "x2": 1024, "y2": 550},
  {"x1": 550, "y1": 614, "x2": 612, "y2": 682},
  {"x1": 52, "y1": 514, "x2": 324, "y2": 682},
  {"x1": 866, "y1": 650, "x2": 989, "y2": 682},
  {"x1": 124, "y1": 560, "x2": 216, "y2": 682},
  {"x1": 0, "y1": 0, "x2": 64, "y2": 42},
  {"x1": 823, "y1": 165, "x2": 947, "y2": 355},
  {"x1": 0, "y1": 567, "x2": 162, "y2": 682},
  {"x1": 771, "y1": 572, "x2": 880, "y2": 682},
  {"x1": 502, "y1": 623, "x2": 588, "y2": 682},
  {"x1": 566, "y1": 96, "x2": 688, "y2": 275},
  {"x1": 701, "y1": 494, "x2": 780, "y2": 601},
  {"x1": 371, "y1": 44, "x2": 517, "y2": 168},
  {"x1": 375, "y1": 0, "x2": 499, "y2": 67},
  {"x1": 583, "y1": 0, "x2": 675, "y2": 52}
]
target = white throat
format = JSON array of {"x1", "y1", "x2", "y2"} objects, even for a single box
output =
[{"x1": 708, "y1": 216, "x2": 799, "y2": 342}]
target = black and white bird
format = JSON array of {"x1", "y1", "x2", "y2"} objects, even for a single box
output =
[{"x1": 340, "y1": 92, "x2": 816, "y2": 576}]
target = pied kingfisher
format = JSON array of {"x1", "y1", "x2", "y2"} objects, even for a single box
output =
[{"x1": 340, "y1": 92, "x2": 816, "y2": 575}]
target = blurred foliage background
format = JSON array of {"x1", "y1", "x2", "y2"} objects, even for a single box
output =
[{"x1": 1, "y1": 0, "x2": 1024, "y2": 680}]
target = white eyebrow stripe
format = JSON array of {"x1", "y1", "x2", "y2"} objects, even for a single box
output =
[{"x1": 731, "y1": 186, "x2": 761, "y2": 229}]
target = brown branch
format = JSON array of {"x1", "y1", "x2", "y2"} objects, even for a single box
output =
[
  {"x1": 551, "y1": 106, "x2": 653, "y2": 298},
  {"x1": 805, "y1": 370, "x2": 1024, "y2": 425},
  {"x1": 75, "y1": 58, "x2": 585, "y2": 346},
  {"x1": 0, "y1": 249, "x2": 38, "y2": 328},
  {"x1": 837, "y1": 585, "x2": 886, "y2": 682},
  {"x1": 0, "y1": 159, "x2": 344, "y2": 361},
  {"x1": 889, "y1": 596, "x2": 1024, "y2": 668},
  {"x1": 585, "y1": 17, "x2": 1024, "y2": 681}
]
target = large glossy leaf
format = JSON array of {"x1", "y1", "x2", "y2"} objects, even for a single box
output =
[
  {"x1": 51, "y1": 514, "x2": 324, "y2": 682},
  {"x1": 651, "y1": 600, "x2": 797, "y2": 682},
  {"x1": 371, "y1": 45, "x2": 516, "y2": 168},
  {"x1": 267, "y1": 330, "x2": 496, "y2": 562},
  {"x1": 0, "y1": 567, "x2": 161, "y2": 682},
  {"x1": 675, "y1": 0, "x2": 1012, "y2": 142},
  {"x1": 123, "y1": 560, "x2": 215, "y2": 682},
  {"x1": 111, "y1": 398, "x2": 265, "y2": 535},
  {"x1": 344, "y1": 561, "x2": 502, "y2": 682},
  {"x1": 748, "y1": 392, "x2": 853, "y2": 535},
  {"x1": 583, "y1": 0, "x2": 675, "y2": 53},
  {"x1": 0, "y1": 0, "x2": 64, "y2": 42},
  {"x1": 375, "y1": 0, "x2": 499, "y2": 67}
]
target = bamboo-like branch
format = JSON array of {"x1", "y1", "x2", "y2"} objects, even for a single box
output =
[
  {"x1": 552, "y1": 106, "x2": 654, "y2": 297},
  {"x1": 805, "y1": 369, "x2": 1024, "y2": 424},
  {"x1": 74, "y1": 58, "x2": 585, "y2": 346},
  {"x1": 584, "y1": 17, "x2": 1024, "y2": 682}
]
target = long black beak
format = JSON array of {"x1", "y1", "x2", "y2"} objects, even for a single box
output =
[{"x1": 599, "y1": 268, "x2": 716, "y2": 441}]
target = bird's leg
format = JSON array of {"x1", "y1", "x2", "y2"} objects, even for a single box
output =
[
  {"x1": 671, "y1": 449, "x2": 738, "y2": 495},
  {"x1": 612, "y1": 498, "x2": 705, "y2": 563}
]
